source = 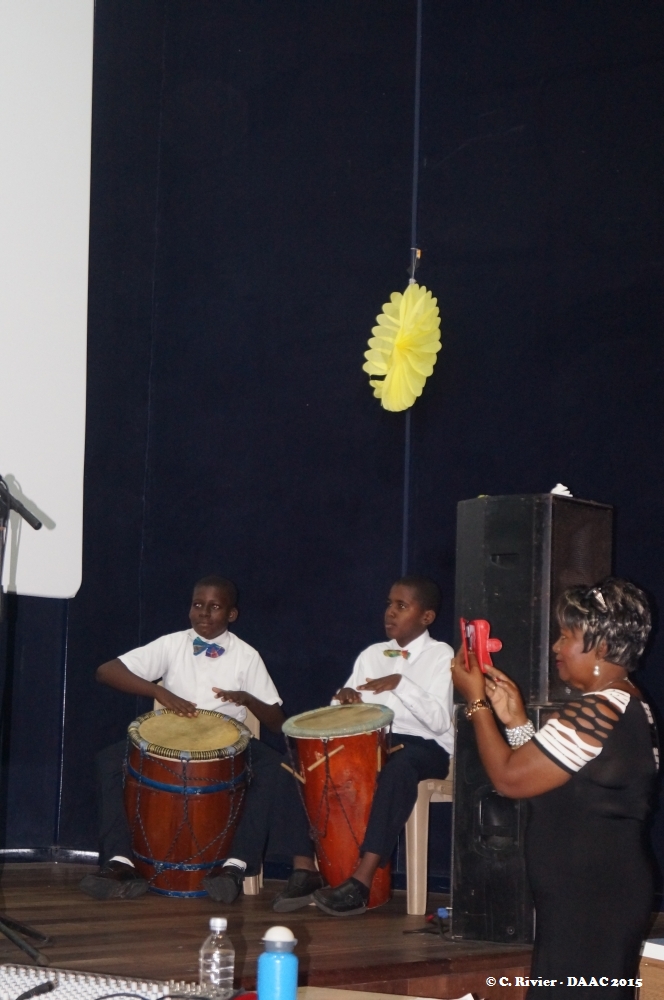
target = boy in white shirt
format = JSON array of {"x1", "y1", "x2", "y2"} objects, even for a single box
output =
[
  {"x1": 312, "y1": 576, "x2": 453, "y2": 916},
  {"x1": 79, "y1": 576, "x2": 321, "y2": 906}
]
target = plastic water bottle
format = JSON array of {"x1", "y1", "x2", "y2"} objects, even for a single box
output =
[
  {"x1": 257, "y1": 926, "x2": 298, "y2": 1000},
  {"x1": 199, "y1": 917, "x2": 235, "y2": 999}
]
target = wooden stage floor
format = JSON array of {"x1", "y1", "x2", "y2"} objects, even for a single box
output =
[{"x1": 0, "y1": 864, "x2": 533, "y2": 999}]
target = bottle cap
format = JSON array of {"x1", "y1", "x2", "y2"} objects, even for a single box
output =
[
  {"x1": 263, "y1": 926, "x2": 295, "y2": 942},
  {"x1": 210, "y1": 917, "x2": 227, "y2": 932},
  {"x1": 262, "y1": 926, "x2": 297, "y2": 951}
]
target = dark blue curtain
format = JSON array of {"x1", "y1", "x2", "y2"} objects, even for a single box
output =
[{"x1": 1, "y1": 2, "x2": 663, "y2": 892}]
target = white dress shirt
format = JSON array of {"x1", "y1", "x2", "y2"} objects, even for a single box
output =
[
  {"x1": 118, "y1": 628, "x2": 281, "y2": 724},
  {"x1": 341, "y1": 630, "x2": 454, "y2": 752}
]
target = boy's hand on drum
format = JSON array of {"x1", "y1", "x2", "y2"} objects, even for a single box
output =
[
  {"x1": 213, "y1": 688, "x2": 248, "y2": 706},
  {"x1": 358, "y1": 674, "x2": 401, "y2": 693},
  {"x1": 156, "y1": 689, "x2": 198, "y2": 717},
  {"x1": 336, "y1": 687, "x2": 362, "y2": 704}
]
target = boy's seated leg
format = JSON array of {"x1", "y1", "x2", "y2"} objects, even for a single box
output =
[
  {"x1": 203, "y1": 739, "x2": 288, "y2": 902},
  {"x1": 79, "y1": 740, "x2": 149, "y2": 900},
  {"x1": 361, "y1": 734, "x2": 449, "y2": 861},
  {"x1": 203, "y1": 739, "x2": 323, "y2": 906},
  {"x1": 313, "y1": 734, "x2": 449, "y2": 916},
  {"x1": 270, "y1": 759, "x2": 324, "y2": 912}
]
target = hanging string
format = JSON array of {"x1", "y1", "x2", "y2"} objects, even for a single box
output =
[
  {"x1": 402, "y1": 0, "x2": 423, "y2": 576},
  {"x1": 401, "y1": 409, "x2": 412, "y2": 575},
  {"x1": 408, "y1": 0, "x2": 423, "y2": 285}
]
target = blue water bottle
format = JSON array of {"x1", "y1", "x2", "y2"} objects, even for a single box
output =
[{"x1": 257, "y1": 926, "x2": 298, "y2": 1000}]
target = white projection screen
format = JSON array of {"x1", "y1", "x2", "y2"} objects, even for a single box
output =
[{"x1": 0, "y1": 0, "x2": 94, "y2": 598}]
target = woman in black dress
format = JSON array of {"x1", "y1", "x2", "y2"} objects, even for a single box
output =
[{"x1": 452, "y1": 578, "x2": 658, "y2": 1000}]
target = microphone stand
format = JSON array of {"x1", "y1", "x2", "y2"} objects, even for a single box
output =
[
  {"x1": 0, "y1": 478, "x2": 50, "y2": 963},
  {"x1": 0, "y1": 477, "x2": 42, "y2": 623}
]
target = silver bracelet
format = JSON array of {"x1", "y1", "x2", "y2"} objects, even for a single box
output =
[{"x1": 505, "y1": 720, "x2": 535, "y2": 748}]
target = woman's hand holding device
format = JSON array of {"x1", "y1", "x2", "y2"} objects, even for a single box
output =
[{"x1": 484, "y1": 667, "x2": 528, "y2": 728}]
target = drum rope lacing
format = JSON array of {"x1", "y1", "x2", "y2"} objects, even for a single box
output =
[
  {"x1": 125, "y1": 736, "x2": 248, "y2": 893},
  {"x1": 284, "y1": 725, "x2": 392, "y2": 869}
]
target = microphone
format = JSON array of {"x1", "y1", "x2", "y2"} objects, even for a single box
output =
[{"x1": 0, "y1": 478, "x2": 42, "y2": 530}]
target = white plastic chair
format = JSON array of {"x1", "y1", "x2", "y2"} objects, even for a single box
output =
[{"x1": 404, "y1": 760, "x2": 454, "y2": 915}]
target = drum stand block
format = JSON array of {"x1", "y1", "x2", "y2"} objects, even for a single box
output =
[{"x1": 242, "y1": 708, "x2": 263, "y2": 896}]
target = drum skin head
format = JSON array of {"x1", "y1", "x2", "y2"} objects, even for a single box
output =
[
  {"x1": 128, "y1": 709, "x2": 251, "y2": 760},
  {"x1": 282, "y1": 703, "x2": 394, "y2": 738}
]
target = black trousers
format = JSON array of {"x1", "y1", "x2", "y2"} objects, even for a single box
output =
[
  {"x1": 361, "y1": 733, "x2": 450, "y2": 865},
  {"x1": 228, "y1": 739, "x2": 313, "y2": 875},
  {"x1": 95, "y1": 737, "x2": 313, "y2": 875}
]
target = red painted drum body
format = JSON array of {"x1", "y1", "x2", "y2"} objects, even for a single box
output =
[
  {"x1": 283, "y1": 703, "x2": 394, "y2": 909},
  {"x1": 124, "y1": 709, "x2": 250, "y2": 896}
]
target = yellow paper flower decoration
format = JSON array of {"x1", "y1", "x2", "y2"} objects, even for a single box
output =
[{"x1": 362, "y1": 283, "x2": 441, "y2": 412}]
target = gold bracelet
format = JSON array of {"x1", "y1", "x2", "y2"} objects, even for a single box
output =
[{"x1": 465, "y1": 698, "x2": 492, "y2": 719}]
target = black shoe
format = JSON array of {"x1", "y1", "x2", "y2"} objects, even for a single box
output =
[
  {"x1": 272, "y1": 869, "x2": 326, "y2": 912},
  {"x1": 79, "y1": 861, "x2": 149, "y2": 901},
  {"x1": 202, "y1": 866, "x2": 245, "y2": 903},
  {"x1": 313, "y1": 878, "x2": 368, "y2": 917}
]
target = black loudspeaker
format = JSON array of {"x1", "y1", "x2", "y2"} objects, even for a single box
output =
[
  {"x1": 451, "y1": 705, "x2": 560, "y2": 943},
  {"x1": 451, "y1": 494, "x2": 613, "y2": 943},
  {"x1": 454, "y1": 494, "x2": 613, "y2": 703}
]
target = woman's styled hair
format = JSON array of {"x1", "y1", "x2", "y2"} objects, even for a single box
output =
[{"x1": 556, "y1": 577, "x2": 652, "y2": 670}]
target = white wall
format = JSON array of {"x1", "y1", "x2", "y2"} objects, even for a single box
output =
[{"x1": 0, "y1": 0, "x2": 94, "y2": 598}]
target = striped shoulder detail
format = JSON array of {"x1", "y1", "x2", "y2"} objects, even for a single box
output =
[
  {"x1": 595, "y1": 688, "x2": 630, "y2": 713},
  {"x1": 534, "y1": 693, "x2": 622, "y2": 775},
  {"x1": 535, "y1": 719, "x2": 604, "y2": 773},
  {"x1": 640, "y1": 700, "x2": 660, "y2": 771}
]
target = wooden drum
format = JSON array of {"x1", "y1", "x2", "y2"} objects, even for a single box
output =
[
  {"x1": 283, "y1": 703, "x2": 394, "y2": 909},
  {"x1": 124, "y1": 709, "x2": 250, "y2": 896}
]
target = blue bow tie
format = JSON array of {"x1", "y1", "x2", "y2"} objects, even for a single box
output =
[{"x1": 193, "y1": 637, "x2": 225, "y2": 658}]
